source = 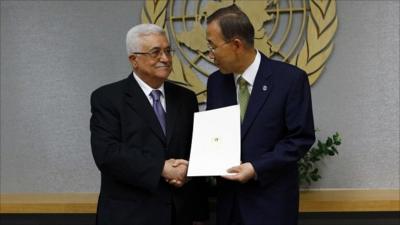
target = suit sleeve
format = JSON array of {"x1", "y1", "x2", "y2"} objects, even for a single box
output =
[
  {"x1": 90, "y1": 89, "x2": 164, "y2": 193},
  {"x1": 251, "y1": 70, "x2": 315, "y2": 186}
]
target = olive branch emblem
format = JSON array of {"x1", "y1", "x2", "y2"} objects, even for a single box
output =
[
  {"x1": 141, "y1": 0, "x2": 167, "y2": 27},
  {"x1": 141, "y1": 0, "x2": 338, "y2": 102},
  {"x1": 290, "y1": 0, "x2": 338, "y2": 85}
]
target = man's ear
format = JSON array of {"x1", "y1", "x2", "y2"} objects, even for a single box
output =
[
  {"x1": 129, "y1": 55, "x2": 138, "y2": 68},
  {"x1": 232, "y1": 38, "x2": 244, "y2": 50}
]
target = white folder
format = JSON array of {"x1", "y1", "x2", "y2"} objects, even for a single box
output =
[{"x1": 187, "y1": 105, "x2": 241, "y2": 176}]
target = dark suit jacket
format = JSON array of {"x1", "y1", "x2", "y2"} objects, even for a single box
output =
[
  {"x1": 207, "y1": 53, "x2": 315, "y2": 225},
  {"x1": 90, "y1": 74, "x2": 208, "y2": 225}
]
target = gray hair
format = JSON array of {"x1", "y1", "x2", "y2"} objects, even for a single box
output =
[{"x1": 126, "y1": 24, "x2": 166, "y2": 56}]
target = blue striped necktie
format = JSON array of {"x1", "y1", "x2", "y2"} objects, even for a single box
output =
[{"x1": 150, "y1": 90, "x2": 166, "y2": 134}]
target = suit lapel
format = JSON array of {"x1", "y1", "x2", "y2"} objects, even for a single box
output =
[
  {"x1": 164, "y1": 82, "x2": 181, "y2": 145},
  {"x1": 124, "y1": 74, "x2": 166, "y2": 142},
  {"x1": 241, "y1": 56, "x2": 273, "y2": 139}
]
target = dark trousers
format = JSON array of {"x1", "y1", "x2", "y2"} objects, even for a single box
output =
[{"x1": 228, "y1": 193, "x2": 243, "y2": 225}]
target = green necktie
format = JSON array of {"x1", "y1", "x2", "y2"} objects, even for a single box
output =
[{"x1": 238, "y1": 76, "x2": 250, "y2": 122}]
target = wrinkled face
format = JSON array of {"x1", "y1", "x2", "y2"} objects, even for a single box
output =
[
  {"x1": 206, "y1": 21, "x2": 236, "y2": 74},
  {"x1": 129, "y1": 34, "x2": 172, "y2": 87}
]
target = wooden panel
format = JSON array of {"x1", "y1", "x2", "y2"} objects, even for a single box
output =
[
  {"x1": 1, "y1": 190, "x2": 399, "y2": 213},
  {"x1": 0, "y1": 193, "x2": 98, "y2": 213},
  {"x1": 299, "y1": 189, "x2": 400, "y2": 212}
]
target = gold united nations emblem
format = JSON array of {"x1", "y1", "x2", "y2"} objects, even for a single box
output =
[{"x1": 141, "y1": 0, "x2": 338, "y2": 103}]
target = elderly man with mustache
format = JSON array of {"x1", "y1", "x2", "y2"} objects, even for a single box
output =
[{"x1": 90, "y1": 24, "x2": 208, "y2": 225}]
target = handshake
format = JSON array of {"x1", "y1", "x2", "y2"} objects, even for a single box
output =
[{"x1": 161, "y1": 159, "x2": 189, "y2": 188}]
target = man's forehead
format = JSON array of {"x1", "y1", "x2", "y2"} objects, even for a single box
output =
[{"x1": 140, "y1": 35, "x2": 169, "y2": 49}]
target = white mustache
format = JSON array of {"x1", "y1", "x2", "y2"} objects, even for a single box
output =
[{"x1": 155, "y1": 63, "x2": 171, "y2": 68}]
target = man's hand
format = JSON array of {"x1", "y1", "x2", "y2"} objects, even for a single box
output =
[
  {"x1": 221, "y1": 162, "x2": 256, "y2": 183},
  {"x1": 161, "y1": 159, "x2": 188, "y2": 187}
]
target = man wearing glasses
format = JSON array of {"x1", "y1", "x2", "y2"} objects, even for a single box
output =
[
  {"x1": 90, "y1": 24, "x2": 208, "y2": 225},
  {"x1": 206, "y1": 5, "x2": 315, "y2": 225}
]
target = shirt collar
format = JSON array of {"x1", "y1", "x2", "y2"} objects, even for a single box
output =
[
  {"x1": 132, "y1": 72, "x2": 165, "y2": 97},
  {"x1": 234, "y1": 50, "x2": 261, "y2": 86}
]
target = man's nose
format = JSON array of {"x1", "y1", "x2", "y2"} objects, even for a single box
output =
[{"x1": 159, "y1": 51, "x2": 170, "y2": 62}]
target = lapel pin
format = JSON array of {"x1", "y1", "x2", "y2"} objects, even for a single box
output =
[{"x1": 262, "y1": 85, "x2": 268, "y2": 91}]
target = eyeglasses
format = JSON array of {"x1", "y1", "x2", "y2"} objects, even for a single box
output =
[
  {"x1": 207, "y1": 40, "x2": 232, "y2": 53},
  {"x1": 133, "y1": 48, "x2": 174, "y2": 59}
]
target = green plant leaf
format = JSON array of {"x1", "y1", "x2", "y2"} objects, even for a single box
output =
[
  {"x1": 298, "y1": 132, "x2": 342, "y2": 186},
  {"x1": 331, "y1": 146, "x2": 338, "y2": 154},
  {"x1": 333, "y1": 132, "x2": 342, "y2": 145},
  {"x1": 326, "y1": 137, "x2": 333, "y2": 146}
]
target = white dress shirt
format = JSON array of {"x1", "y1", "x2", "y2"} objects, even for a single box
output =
[
  {"x1": 133, "y1": 73, "x2": 167, "y2": 112},
  {"x1": 233, "y1": 50, "x2": 261, "y2": 102}
]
